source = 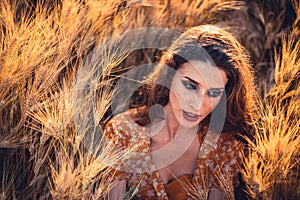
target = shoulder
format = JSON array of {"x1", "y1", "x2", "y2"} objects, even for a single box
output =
[
  {"x1": 201, "y1": 130, "x2": 244, "y2": 156},
  {"x1": 103, "y1": 107, "x2": 152, "y2": 173},
  {"x1": 218, "y1": 132, "x2": 245, "y2": 153},
  {"x1": 198, "y1": 131, "x2": 245, "y2": 188},
  {"x1": 211, "y1": 132, "x2": 245, "y2": 164},
  {"x1": 103, "y1": 107, "x2": 149, "y2": 149},
  {"x1": 200, "y1": 131, "x2": 245, "y2": 172},
  {"x1": 217, "y1": 132, "x2": 245, "y2": 188}
]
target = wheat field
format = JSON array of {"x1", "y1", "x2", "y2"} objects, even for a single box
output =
[{"x1": 0, "y1": 0, "x2": 299, "y2": 199}]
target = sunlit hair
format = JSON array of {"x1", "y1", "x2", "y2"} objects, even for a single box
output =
[{"x1": 130, "y1": 25, "x2": 259, "y2": 139}]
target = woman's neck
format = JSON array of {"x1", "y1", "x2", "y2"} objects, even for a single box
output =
[
  {"x1": 164, "y1": 103, "x2": 199, "y2": 141},
  {"x1": 163, "y1": 103, "x2": 180, "y2": 140},
  {"x1": 150, "y1": 103, "x2": 198, "y2": 144}
]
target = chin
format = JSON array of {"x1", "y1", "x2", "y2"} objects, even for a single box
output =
[
  {"x1": 180, "y1": 122, "x2": 199, "y2": 129},
  {"x1": 177, "y1": 118, "x2": 200, "y2": 128},
  {"x1": 174, "y1": 115, "x2": 200, "y2": 129}
]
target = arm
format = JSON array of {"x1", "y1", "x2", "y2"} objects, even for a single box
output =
[
  {"x1": 103, "y1": 120, "x2": 128, "y2": 200},
  {"x1": 204, "y1": 133, "x2": 245, "y2": 200},
  {"x1": 108, "y1": 179, "x2": 127, "y2": 200},
  {"x1": 208, "y1": 189, "x2": 227, "y2": 200}
]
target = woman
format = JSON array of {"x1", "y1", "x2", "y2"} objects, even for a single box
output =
[{"x1": 104, "y1": 25, "x2": 258, "y2": 199}]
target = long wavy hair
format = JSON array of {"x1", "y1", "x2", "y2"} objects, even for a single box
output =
[{"x1": 129, "y1": 25, "x2": 259, "y2": 139}]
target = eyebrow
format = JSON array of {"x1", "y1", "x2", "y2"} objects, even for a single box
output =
[
  {"x1": 183, "y1": 76, "x2": 199, "y2": 85},
  {"x1": 182, "y1": 76, "x2": 225, "y2": 90}
]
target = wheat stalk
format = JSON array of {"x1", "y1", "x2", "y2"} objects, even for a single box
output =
[{"x1": 241, "y1": 30, "x2": 300, "y2": 199}]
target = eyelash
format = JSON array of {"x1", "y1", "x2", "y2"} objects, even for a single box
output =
[
  {"x1": 182, "y1": 81, "x2": 222, "y2": 98},
  {"x1": 182, "y1": 81, "x2": 198, "y2": 91},
  {"x1": 207, "y1": 89, "x2": 222, "y2": 97}
]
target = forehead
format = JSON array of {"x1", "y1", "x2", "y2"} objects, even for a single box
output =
[{"x1": 176, "y1": 60, "x2": 228, "y2": 88}]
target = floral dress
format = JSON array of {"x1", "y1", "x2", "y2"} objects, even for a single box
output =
[{"x1": 104, "y1": 108, "x2": 244, "y2": 200}]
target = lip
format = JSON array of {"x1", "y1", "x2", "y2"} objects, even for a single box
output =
[{"x1": 182, "y1": 110, "x2": 201, "y2": 122}]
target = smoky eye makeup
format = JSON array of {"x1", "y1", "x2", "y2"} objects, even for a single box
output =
[
  {"x1": 206, "y1": 89, "x2": 223, "y2": 97},
  {"x1": 182, "y1": 80, "x2": 198, "y2": 91},
  {"x1": 181, "y1": 75, "x2": 224, "y2": 97}
]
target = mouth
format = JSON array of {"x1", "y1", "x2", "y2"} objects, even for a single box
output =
[{"x1": 182, "y1": 110, "x2": 201, "y2": 122}]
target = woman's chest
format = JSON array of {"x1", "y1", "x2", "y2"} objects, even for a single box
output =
[{"x1": 155, "y1": 135, "x2": 201, "y2": 184}]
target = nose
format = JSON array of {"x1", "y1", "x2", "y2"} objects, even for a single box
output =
[{"x1": 190, "y1": 92, "x2": 205, "y2": 112}]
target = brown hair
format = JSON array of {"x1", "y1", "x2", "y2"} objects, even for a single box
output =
[{"x1": 129, "y1": 25, "x2": 259, "y2": 139}]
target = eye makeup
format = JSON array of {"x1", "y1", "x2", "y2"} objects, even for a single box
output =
[
  {"x1": 206, "y1": 89, "x2": 223, "y2": 97},
  {"x1": 182, "y1": 80, "x2": 198, "y2": 91},
  {"x1": 181, "y1": 76, "x2": 224, "y2": 98}
]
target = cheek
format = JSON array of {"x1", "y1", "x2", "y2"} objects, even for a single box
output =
[
  {"x1": 169, "y1": 81, "x2": 179, "y2": 105},
  {"x1": 171, "y1": 78, "x2": 189, "y2": 96},
  {"x1": 210, "y1": 99, "x2": 219, "y2": 108},
  {"x1": 169, "y1": 83, "x2": 189, "y2": 107},
  {"x1": 207, "y1": 98, "x2": 222, "y2": 112},
  {"x1": 193, "y1": 96, "x2": 221, "y2": 116},
  {"x1": 169, "y1": 90, "x2": 181, "y2": 108}
]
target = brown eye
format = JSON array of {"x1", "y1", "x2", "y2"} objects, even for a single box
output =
[{"x1": 207, "y1": 89, "x2": 222, "y2": 97}]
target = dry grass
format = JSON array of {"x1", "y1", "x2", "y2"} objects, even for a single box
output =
[
  {"x1": 227, "y1": 0, "x2": 298, "y2": 96},
  {"x1": 110, "y1": 0, "x2": 245, "y2": 69},
  {"x1": 241, "y1": 30, "x2": 300, "y2": 199},
  {"x1": 181, "y1": 168, "x2": 211, "y2": 200},
  {"x1": 181, "y1": 167, "x2": 235, "y2": 199},
  {"x1": 0, "y1": 0, "x2": 132, "y2": 198},
  {"x1": 0, "y1": 0, "x2": 299, "y2": 199}
]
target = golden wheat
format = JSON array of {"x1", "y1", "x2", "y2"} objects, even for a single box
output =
[
  {"x1": 0, "y1": 0, "x2": 299, "y2": 199},
  {"x1": 241, "y1": 30, "x2": 300, "y2": 199}
]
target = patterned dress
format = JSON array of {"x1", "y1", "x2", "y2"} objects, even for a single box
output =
[{"x1": 104, "y1": 107, "x2": 244, "y2": 200}]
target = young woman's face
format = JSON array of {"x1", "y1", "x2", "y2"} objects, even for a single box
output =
[{"x1": 166, "y1": 60, "x2": 228, "y2": 128}]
